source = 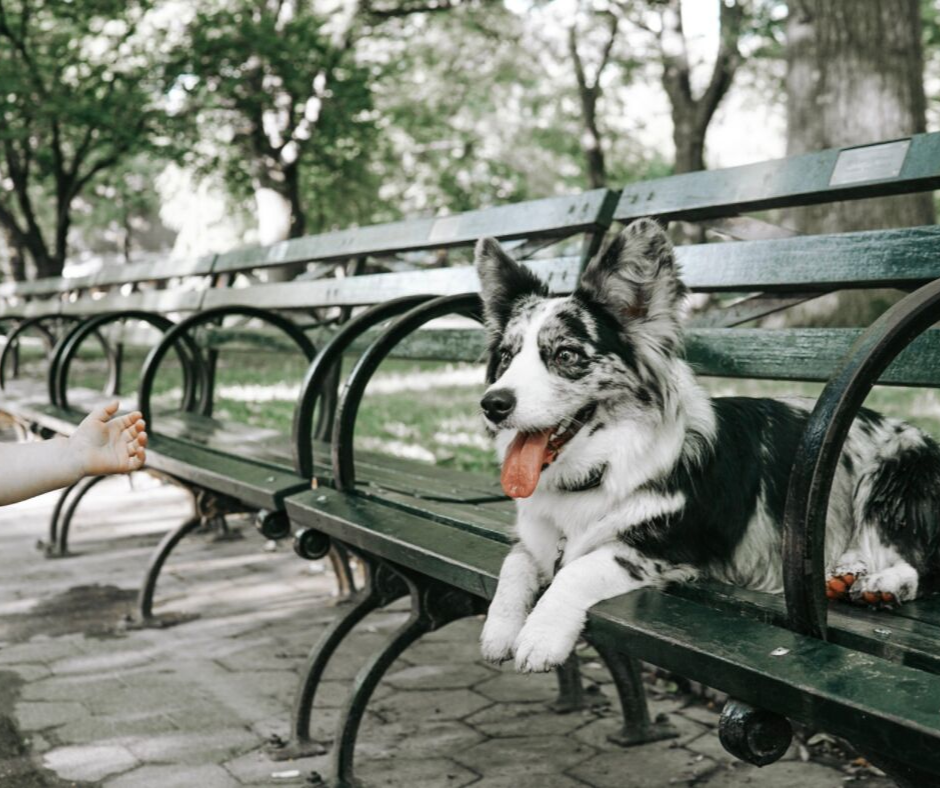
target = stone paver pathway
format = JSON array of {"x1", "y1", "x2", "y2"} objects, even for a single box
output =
[{"x1": 0, "y1": 474, "x2": 893, "y2": 787}]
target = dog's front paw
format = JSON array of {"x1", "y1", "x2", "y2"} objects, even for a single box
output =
[
  {"x1": 513, "y1": 611, "x2": 582, "y2": 673},
  {"x1": 480, "y1": 614, "x2": 524, "y2": 664}
]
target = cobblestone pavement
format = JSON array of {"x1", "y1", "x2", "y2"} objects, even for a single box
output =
[{"x1": 0, "y1": 474, "x2": 894, "y2": 788}]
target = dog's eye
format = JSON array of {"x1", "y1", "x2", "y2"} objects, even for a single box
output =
[
  {"x1": 498, "y1": 348, "x2": 513, "y2": 369},
  {"x1": 555, "y1": 346, "x2": 584, "y2": 365}
]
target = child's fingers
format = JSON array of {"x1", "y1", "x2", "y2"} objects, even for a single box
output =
[
  {"x1": 117, "y1": 411, "x2": 143, "y2": 430},
  {"x1": 121, "y1": 423, "x2": 146, "y2": 443},
  {"x1": 91, "y1": 400, "x2": 121, "y2": 422}
]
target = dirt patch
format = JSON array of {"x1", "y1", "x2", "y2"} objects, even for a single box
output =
[
  {"x1": 0, "y1": 585, "x2": 138, "y2": 644},
  {"x1": 0, "y1": 671, "x2": 92, "y2": 788}
]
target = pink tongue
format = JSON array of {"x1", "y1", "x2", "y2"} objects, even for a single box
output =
[{"x1": 501, "y1": 429, "x2": 553, "y2": 499}]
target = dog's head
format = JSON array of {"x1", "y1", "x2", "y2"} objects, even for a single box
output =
[{"x1": 476, "y1": 219, "x2": 686, "y2": 496}]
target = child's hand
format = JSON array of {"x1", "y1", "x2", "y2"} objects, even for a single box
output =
[{"x1": 69, "y1": 401, "x2": 148, "y2": 477}]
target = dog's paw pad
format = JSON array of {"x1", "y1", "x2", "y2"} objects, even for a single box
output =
[
  {"x1": 859, "y1": 590, "x2": 895, "y2": 607},
  {"x1": 825, "y1": 572, "x2": 857, "y2": 600},
  {"x1": 849, "y1": 565, "x2": 918, "y2": 608}
]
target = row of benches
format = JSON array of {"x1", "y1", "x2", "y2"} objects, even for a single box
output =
[{"x1": 3, "y1": 133, "x2": 940, "y2": 787}]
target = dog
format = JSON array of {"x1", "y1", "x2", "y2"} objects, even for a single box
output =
[{"x1": 475, "y1": 218, "x2": 940, "y2": 673}]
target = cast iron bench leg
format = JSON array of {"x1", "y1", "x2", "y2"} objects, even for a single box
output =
[
  {"x1": 552, "y1": 653, "x2": 608, "y2": 713},
  {"x1": 329, "y1": 569, "x2": 483, "y2": 788},
  {"x1": 44, "y1": 479, "x2": 82, "y2": 557},
  {"x1": 268, "y1": 558, "x2": 409, "y2": 762},
  {"x1": 136, "y1": 514, "x2": 205, "y2": 623},
  {"x1": 590, "y1": 638, "x2": 679, "y2": 746},
  {"x1": 54, "y1": 474, "x2": 106, "y2": 556}
]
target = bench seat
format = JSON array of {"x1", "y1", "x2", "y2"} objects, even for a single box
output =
[{"x1": 285, "y1": 484, "x2": 940, "y2": 772}]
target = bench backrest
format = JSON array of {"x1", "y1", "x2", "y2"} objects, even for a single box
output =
[{"x1": 8, "y1": 132, "x2": 940, "y2": 395}]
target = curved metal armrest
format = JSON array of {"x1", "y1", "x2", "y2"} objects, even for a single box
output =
[
  {"x1": 291, "y1": 295, "x2": 435, "y2": 479},
  {"x1": 138, "y1": 305, "x2": 316, "y2": 428},
  {"x1": 331, "y1": 293, "x2": 483, "y2": 492},
  {"x1": 783, "y1": 277, "x2": 940, "y2": 640},
  {"x1": 0, "y1": 314, "x2": 73, "y2": 390},
  {"x1": 52, "y1": 311, "x2": 202, "y2": 413}
]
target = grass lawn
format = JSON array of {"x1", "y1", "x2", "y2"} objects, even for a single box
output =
[{"x1": 11, "y1": 339, "x2": 940, "y2": 477}]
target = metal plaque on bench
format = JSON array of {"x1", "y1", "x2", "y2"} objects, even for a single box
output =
[{"x1": 829, "y1": 139, "x2": 910, "y2": 186}]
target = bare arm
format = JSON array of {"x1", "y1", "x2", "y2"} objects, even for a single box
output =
[{"x1": 0, "y1": 401, "x2": 147, "y2": 506}]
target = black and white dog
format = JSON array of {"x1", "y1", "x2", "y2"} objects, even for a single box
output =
[{"x1": 476, "y1": 219, "x2": 940, "y2": 673}]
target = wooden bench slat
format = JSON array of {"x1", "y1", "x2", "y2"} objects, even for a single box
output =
[
  {"x1": 666, "y1": 581, "x2": 940, "y2": 676},
  {"x1": 211, "y1": 190, "x2": 616, "y2": 273},
  {"x1": 58, "y1": 289, "x2": 204, "y2": 316},
  {"x1": 616, "y1": 132, "x2": 940, "y2": 222},
  {"x1": 686, "y1": 327, "x2": 940, "y2": 386},
  {"x1": 365, "y1": 325, "x2": 940, "y2": 388},
  {"x1": 680, "y1": 225, "x2": 940, "y2": 292}
]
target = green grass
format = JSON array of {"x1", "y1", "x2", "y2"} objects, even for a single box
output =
[{"x1": 15, "y1": 339, "x2": 940, "y2": 476}]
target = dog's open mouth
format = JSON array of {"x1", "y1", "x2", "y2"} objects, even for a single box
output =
[{"x1": 501, "y1": 403, "x2": 597, "y2": 499}]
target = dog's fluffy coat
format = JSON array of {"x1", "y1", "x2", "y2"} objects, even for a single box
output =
[{"x1": 476, "y1": 219, "x2": 940, "y2": 673}]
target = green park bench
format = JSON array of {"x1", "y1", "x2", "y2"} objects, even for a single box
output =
[
  {"x1": 3, "y1": 133, "x2": 940, "y2": 787},
  {"x1": 274, "y1": 134, "x2": 940, "y2": 788}
]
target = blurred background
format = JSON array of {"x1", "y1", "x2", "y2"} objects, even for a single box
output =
[
  {"x1": 2, "y1": 0, "x2": 938, "y2": 280},
  {"x1": 3, "y1": 0, "x2": 940, "y2": 473}
]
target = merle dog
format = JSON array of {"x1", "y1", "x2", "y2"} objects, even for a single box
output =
[{"x1": 475, "y1": 219, "x2": 940, "y2": 672}]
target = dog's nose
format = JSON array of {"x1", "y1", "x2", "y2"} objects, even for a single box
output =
[{"x1": 481, "y1": 388, "x2": 516, "y2": 423}]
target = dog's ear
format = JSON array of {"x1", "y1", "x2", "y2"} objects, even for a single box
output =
[
  {"x1": 577, "y1": 219, "x2": 686, "y2": 352},
  {"x1": 475, "y1": 237, "x2": 547, "y2": 335}
]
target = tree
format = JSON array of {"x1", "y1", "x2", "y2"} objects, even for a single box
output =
[
  {"x1": 0, "y1": 0, "x2": 175, "y2": 279},
  {"x1": 568, "y1": 9, "x2": 620, "y2": 187},
  {"x1": 174, "y1": 1, "x2": 380, "y2": 245},
  {"x1": 785, "y1": 0, "x2": 934, "y2": 324},
  {"x1": 786, "y1": 0, "x2": 933, "y2": 232},
  {"x1": 610, "y1": 1, "x2": 752, "y2": 176}
]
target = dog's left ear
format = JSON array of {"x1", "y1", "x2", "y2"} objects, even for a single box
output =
[
  {"x1": 578, "y1": 219, "x2": 686, "y2": 352},
  {"x1": 475, "y1": 237, "x2": 548, "y2": 336}
]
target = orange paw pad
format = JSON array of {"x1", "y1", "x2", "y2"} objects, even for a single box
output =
[{"x1": 825, "y1": 573, "x2": 857, "y2": 600}]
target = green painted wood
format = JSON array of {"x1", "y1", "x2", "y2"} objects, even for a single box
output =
[
  {"x1": 285, "y1": 486, "x2": 940, "y2": 769},
  {"x1": 315, "y1": 324, "x2": 940, "y2": 389},
  {"x1": 666, "y1": 581, "x2": 940, "y2": 675},
  {"x1": 686, "y1": 327, "x2": 940, "y2": 386},
  {"x1": 202, "y1": 256, "x2": 581, "y2": 311},
  {"x1": 1, "y1": 256, "x2": 213, "y2": 304},
  {"x1": 875, "y1": 595, "x2": 940, "y2": 630},
  {"x1": 211, "y1": 190, "x2": 617, "y2": 273},
  {"x1": 680, "y1": 225, "x2": 940, "y2": 293},
  {"x1": 72, "y1": 255, "x2": 215, "y2": 290},
  {"x1": 616, "y1": 132, "x2": 940, "y2": 222},
  {"x1": 58, "y1": 289, "x2": 203, "y2": 317},
  {"x1": 148, "y1": 435, "x2": 308, "y2": 509}
]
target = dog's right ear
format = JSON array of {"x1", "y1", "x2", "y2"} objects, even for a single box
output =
[{"x1": 475, "y1": 237, "x2": 547, "y2": 335}]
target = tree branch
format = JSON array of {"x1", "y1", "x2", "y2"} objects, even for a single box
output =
[{"x1": 694, "y1": 0, "x2": 744, "y2": 131}]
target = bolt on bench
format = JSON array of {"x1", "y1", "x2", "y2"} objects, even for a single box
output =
[{"x1": 279, "y1": 134, "x2": 940, "y2": 788}]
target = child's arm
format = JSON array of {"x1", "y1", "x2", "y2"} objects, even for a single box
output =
[{"x1": 0, "y1": 401, "x2": 147, "y2": 506}]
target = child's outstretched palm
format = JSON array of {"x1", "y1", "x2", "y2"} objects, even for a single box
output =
[
  {"x1": 0, "y1": 400, "x2": 147, "y2": 507},
  {"x1": 70, "y1": 401, "x2": 147, "y2": 476}
]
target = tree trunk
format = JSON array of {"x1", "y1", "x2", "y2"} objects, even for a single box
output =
[
  {"x1": 672, "y1": 120, "x2": 706, "y2": 175},
  {"x1": 284, "y1": 162, "x2": 307, "y2": 238},
  {"x1": 253, "y1": 163, "x2": 308, "y2": 282},
  {"x1": 785, "y1": 0, "x2": 933, "y2": 326},
  {"x1": 0, "y1": 225, "x2": 27, "y2": 282}
]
